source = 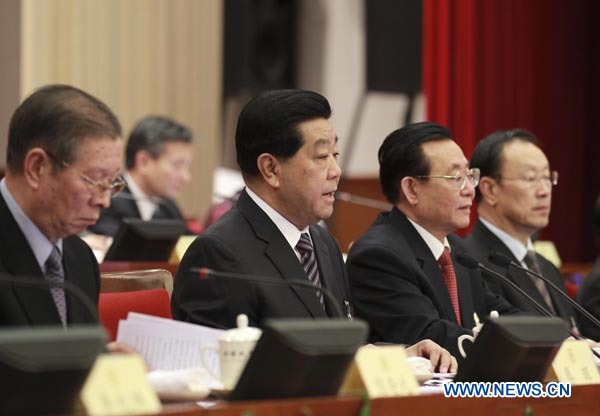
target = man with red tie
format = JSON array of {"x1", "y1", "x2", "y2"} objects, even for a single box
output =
[{"x1": 347, "y1": 122, "x2": 519, "y2": 360}]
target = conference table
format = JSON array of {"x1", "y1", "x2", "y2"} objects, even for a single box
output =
[{"x1": 141, "y1": 384, "x2": 600, "y2": 416}]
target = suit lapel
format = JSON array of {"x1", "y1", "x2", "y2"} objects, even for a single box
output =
[
  {"x1": 449, "y1": 238, "x2": 474, "y2": 328},
  {"x1": 538, "y1": 256, "x2": 571, "y2": 319},
  {"x1": 237, "y1": 191, "x2": 327, "y2": 318},
  {"x1": 311, "y1": 226, "x2": 344, "y2": 317},
  {"x1": 62, "y1": 238, "x2": 94, "y2": 324},
  {"x1": 119, "y1": 185, "x2": 142, "y2": 218},
  {"x1": 475, "y1": 221, "x2": 550, "y2": 308},
  {"x1": 0, "y1": 194, "x2": 61, "y2": 325},
  {"x1": 389, "y1": 209, "x2": 460, "y2": 324}
]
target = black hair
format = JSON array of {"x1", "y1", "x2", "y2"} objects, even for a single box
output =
[
  {"x1": 378, "y1": 121, "x2": 452, "y2": 204},
  {"x1": 7, "y1": 84, "x2": 122, "y2": 172},
  {"x1": 125, "y1": 116, "x2": 193, "y2": 169},
  {"x1": 235, "y1": 89, "x2": 332, "y2": 176},
  {"x1": 470, "y1": 129, "x2": 538, "y2": 202}
]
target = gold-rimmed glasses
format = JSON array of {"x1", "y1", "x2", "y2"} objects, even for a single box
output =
[
  {"x1": 496, "y1": 171, "x2": 558, "y2": 188},
  {"x1": 414, "y1": 168, "x2": 481, "y2": 191},
  {"x1": 45, "y1": 150, "x2": 126, "y2": 197}
]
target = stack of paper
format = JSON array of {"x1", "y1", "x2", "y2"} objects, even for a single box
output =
[{"x1": 116, "y1": 312, "x2": 225, "y2": 371}]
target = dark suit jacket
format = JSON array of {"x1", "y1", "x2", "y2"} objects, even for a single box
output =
[
  {"x1": 0, "y1": 193, "x2": 100, "y2": 326},
  {"x1": 346, "y1": 208, "x2": 519, "y2": 359},
  {"x1": 171, "y1": 189, "x2": 352, "y2": 329},
  {"x1": 465, "y1": 219, "x2": 577, "y2": 327},
  {"x1": 576, "y1": 258, "x2": 600, "y2": 340},
  {"x1": 90, "y1": 183, "x2": 186, "y2": 237}
]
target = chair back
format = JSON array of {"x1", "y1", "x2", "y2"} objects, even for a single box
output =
[
  {"x1": 101, "y1": 268, "x2": 173, "y2": 297},
  {"x1": 98, "y1": 288, "x2": 172, "y2": 341}
]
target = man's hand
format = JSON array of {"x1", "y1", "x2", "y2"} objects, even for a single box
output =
[{"x1": 405, "y1": 339, "x2": 458, "y2": 373}]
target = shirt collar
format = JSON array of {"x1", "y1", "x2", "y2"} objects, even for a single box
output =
[
  {"x1": 479, "y1": 216, "x2": 534, "y2": 263},
  {"x1": 124, "y1": 172, "x2": 159, "y2": 221},
  {"x1": 245, "y1": 187, "x2": 309, "y2": 254},
  {"x1": 1, "y1": 178, "x2": 62, "y2": 270},
  {"x1": 406, "y1": 216, "x2": 450, "y2": 261}
]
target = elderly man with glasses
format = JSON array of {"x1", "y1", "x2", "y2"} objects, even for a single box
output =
[
  {"x1": 464, "y1": 129, "x2": 580, "y2": 332},
  {"x1": 0, "y1": 84, "x2": 124, "y2": 327},
  {"x1": 347, "y1": 122, "x2": 519, "y2": 361}
]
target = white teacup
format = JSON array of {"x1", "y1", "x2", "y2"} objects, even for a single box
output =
[
  {"x1": 200, "y1": 314, "x2": 262, "y2": 390},
  {"x1": 457, "y1": 327, "x2": 480, "y2": 358},
  {"x1": 458, "y1": 311, "x2": 499, "y2": 358}
]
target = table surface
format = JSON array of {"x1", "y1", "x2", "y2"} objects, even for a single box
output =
[{"x1": 139, "y1": 383, "x2": 600, "y2": 416}]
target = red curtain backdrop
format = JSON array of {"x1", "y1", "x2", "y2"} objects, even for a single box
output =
[{"x1": 423, "y1": 0, "x2": 600, "y2": 262}]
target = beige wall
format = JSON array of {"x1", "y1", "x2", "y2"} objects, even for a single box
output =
[
  {"x1": 0, "y1": 0, "x2": 21, "y2": 170},
  {"x1": 1, "y1": 0, "x2": 222, "y2": 219}
]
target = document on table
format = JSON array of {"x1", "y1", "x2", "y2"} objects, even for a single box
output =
[{"x1": 116, "y1": 312, "x2": 225, "y2": 371}]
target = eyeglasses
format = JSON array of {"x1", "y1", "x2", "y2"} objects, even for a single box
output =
[
  {"x1": 415, "y1": 168, "x2": 481, "y2": 191},
  {"x1": 45, "y1": 150, "x2": 126, "y2": 197},
  {"x1": 496, "y1": 171, "x2": 558, "y2": 188}
]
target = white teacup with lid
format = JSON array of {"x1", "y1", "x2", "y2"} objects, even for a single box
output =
[
  {"x1": 458, "y1": 310, "x2": 499, "y2": 358},
  {"x1": 200, "y1": 314, "x2": 262, "y2": 390}
]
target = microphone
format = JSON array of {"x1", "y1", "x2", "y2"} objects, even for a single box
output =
[
  {"x1": 455, "y1": 252, "x2": 600, "y2": 359},
  {"x1": 190, "y1": 267, "x2": 347, "y2": 319},
  {"x1": 454, "y1": 252, "x2": 555, "y2": 318},
  {"x1": 0, "y1": 273, "x2": 99, "y2": 324},
  {"x1": 488, "y1": 251, "x2": 600, "y2": 335},
  {"x1": 334, "y1": 191, "x2": 392, "y2": 211},
  {"x1": 112, "y1": 192, "x2": 167, "y2": 206}
]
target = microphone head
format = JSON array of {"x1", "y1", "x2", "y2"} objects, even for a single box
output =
[
  {"x1": 198, "y1": 267, "x2": 213, "y2": 279},
  {"x1": 454, "y1": 251, "x2": 481, "y2": 270},
  {"x1": 488, "y1": 251, "x2": 513, "y2": 268}
]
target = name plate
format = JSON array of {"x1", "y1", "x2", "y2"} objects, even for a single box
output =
[
  {"x1": 80, "y1": 354, "x2": 161, "y2": 416},
  {"x1": 551, "y1": 340, "x2": 600, "y2": 385},
  {"x1": 339, "y1": 345, "x2": 419, "y2": 398}
]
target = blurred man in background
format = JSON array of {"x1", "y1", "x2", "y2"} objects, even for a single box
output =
[{"x1": 90, "y1": 115, "x2": 194, "y2": 237}]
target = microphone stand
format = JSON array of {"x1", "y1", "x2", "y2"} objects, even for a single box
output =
[
  {"x1": 489, "y1": 251, "x2": 600, "y2": 334},
  {"x1": 0, "y1": 274, "x2": 99, "y2": 324},
  {"x1": 334, "y1": 191, "x2": 392, "y2": 211},
  {"x1": 455, "y1": 252, "x2": 600, "y2": 360},
  {"x1": 190, "y1": 267, "x2": 347, "y2": 319}
]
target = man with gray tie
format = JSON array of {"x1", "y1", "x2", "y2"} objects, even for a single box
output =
[
  {"x1": 0, "y1": 84, "x2": 124, "y2": 327},
  {"x1": 465, "y1": 129, "x2": 579, "y2": 329}
]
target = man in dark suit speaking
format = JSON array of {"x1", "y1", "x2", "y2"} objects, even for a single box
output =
[
  {"x1": 172, "y1": 91, "x2": 456, "y2": 371},
  {"x1": 90, "y1": 115, "x2": 194, "y2": 237},
  {"x1": 173, "y1": 90, "x2": 349, "y2": 327},
  {"x1": 465, "y1": 129, "x2": 578, "y2": 331},
  {"x1": 0, "y1": 84, "x2": 124, "y2": 327},
  {"x1": 347, "y1": 122, "x2": 519, "y2": 359}
]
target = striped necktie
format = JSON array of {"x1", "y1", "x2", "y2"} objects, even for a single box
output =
[
  {"x1": 296, "y1": 233, "x2": 324, "y2": 306},
  {"x1": 523, "y1": 250, "x2": 556, "y2": 314},
  {"x1": 45, "y1": 245, "x2": 67, "y2": 326}
]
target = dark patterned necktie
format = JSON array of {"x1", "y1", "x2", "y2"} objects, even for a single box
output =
[
  {"x1": 296, "y1": 233, "x2": 324, "y2": 306},
  {"x1": 45, "y1": 245, "x2": 67, "y2": 326},
  {"x1": 438, "y1": 248, "x2": 462, "y2": 326},
  {"x1": 523, "y1": 250, "x2": 556, "y2": 314}
]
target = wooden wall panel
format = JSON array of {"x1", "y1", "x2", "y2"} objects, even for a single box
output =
[{"x1": 18, "y1": 0, "x2": 222, "y2": 219}]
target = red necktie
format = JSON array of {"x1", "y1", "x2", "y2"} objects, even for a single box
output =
[{"x1": 438, "y1": 248, "x2": 462, "y2": 326}]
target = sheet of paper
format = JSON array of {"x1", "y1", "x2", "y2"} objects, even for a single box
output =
[{"x1": 116, "y1": 313, "x2": 224, "y2": 371}]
